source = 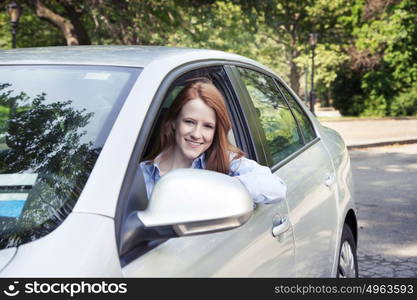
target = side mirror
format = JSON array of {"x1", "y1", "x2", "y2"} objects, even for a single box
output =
[{"x1": 137, "y1": 168, "x2": 253, "y2": 236}]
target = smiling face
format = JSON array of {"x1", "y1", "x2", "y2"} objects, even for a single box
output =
[{"x1": 172, "y1": 98, "x2": 216, "y2": 164}]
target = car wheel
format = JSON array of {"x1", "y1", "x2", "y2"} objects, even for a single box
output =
[{"x1": 337, "y1": 224, "x2": 358, "y2": 278}]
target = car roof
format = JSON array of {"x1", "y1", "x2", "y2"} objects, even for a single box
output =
[{"x1": 0, "y1": 45, "x2": 261, "y2": 68}]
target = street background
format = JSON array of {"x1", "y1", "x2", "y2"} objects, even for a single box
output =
[{"x1": 320, "y1": 109, "x2": 417, "y2": 277}]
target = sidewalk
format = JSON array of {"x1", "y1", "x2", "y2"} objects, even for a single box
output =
[{"x1": 320, "y1": 118, "x2": 417, "y2": 149}]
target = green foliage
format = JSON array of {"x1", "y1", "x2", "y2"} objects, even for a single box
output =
[
  {"x1": 331, "y1": 67, "x2": 366, "y2": 116},
  {"x1": 0, "y1": 13, "x2": 12, "y2": 49},
  {"x1": 230, "y1": 0, "x2": 355, "y2": 95},
  {"x1": 390, "y1": 85, "x2": 417, "y2": 116},
  {"x1": 295, "y1": 43, "x2": 349, "y2": 103},
  {"x1": 166, "y1": 1, "x2": 289, "y2": 78},
  {"x1": 88, "y1": 0, "x2": 185, "y2": 45},
  {"x1": 0, "y1": 4, "x2": 65, "y2": 49},
  {"x1": 348, "y1": 0, "x2": 417, "y2": 116},
  {"x1": 17, "y1": 12, "x2": 66, "y2": 47},
  {"x1": 0, "y1": 0, "x2": 416, "y2": 116}
]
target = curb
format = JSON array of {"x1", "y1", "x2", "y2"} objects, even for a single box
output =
[
  {"x1": 320, "y1": 117, "x2": 417, "y2": 122},
  {"x1": 347, "y1": 139, "x2": 417, "y2": 150}
]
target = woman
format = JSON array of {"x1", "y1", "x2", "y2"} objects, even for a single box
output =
[{"x1": 140, "y1": 78, "x2": 286, "y2": 204}]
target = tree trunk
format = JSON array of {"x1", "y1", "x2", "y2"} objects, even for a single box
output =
[
  {"x1": 289, "y1": 60, "x2": 301, "y2": 96},
  {"x1": 28, "y1": 0, "x2": 90, "y2": 45},
  {"x1": 59, "y1": 1, "x2": 91, "y2": 45}
]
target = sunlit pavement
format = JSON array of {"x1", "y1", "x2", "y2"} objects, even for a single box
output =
[
  {"x1": 323, "y1": 117, "x2": 417, "y2": 277},
  {"x1": 349, "y1": 144, "x2": 417, "y2": 278},
  {"x1": 321, "y1": 118, "x2": 417, "y2": 148}
]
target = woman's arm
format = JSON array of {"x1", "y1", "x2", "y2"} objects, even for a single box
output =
[{"x1": 229, "y1": 157, "x2": 287, "y2": 204}]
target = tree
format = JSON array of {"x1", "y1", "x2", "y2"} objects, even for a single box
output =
[
  {"x1": 88, "y1": 0, "x2": 187, "y2": 45},
  {"x1": 1, "y1": 0, "x2": 196, "y2": 46},
  {"x1": 232, "y1": 0, "x2": 354, "y2": 95},
  {"x1": 358, "y1": 0, "x2": 417, "y2": 116},
  {"x1": 21, "y1": 0, "x2": 90, "y2": 45},
  {"x1": 332, "y1": 0, "x2": 417, "y2": 116},
  {"x1": 0, "y1": 1, "x2": 65, "y2": 48},
  {"x1": 165, "y1": 1, "x2": 289, "y2": 77}
]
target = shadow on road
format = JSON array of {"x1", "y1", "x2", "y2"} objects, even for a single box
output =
[{"x1": 349, "y1": 145, "x2": 417, "y2": 277}]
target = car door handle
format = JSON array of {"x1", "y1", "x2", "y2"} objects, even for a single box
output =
[
  {"x1": 324, "y1": 174, "x2": 335, "y2": 187},
  {"x1": 272, "y1": 216, "x2": 290, "y2": 237}
]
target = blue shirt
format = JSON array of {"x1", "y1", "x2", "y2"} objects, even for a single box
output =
[{"x1": 140, "y1": 153, "x2": 286, "y2": 204}]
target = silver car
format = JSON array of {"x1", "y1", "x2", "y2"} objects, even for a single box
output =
[{"x1": 0, "y1": 46, "x2": 357, "y2": 277}]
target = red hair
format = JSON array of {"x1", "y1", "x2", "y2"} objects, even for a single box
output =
[{"x1": 147, "y1": 79, "x2": 244, "y2": 174}]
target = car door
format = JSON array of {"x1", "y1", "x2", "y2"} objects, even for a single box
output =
[
  {"x1": 232, "y1": 65, "x2": 339, "y2": 277},
  {"x1": 120, "y1": 63, "x2": 296, "y2": 277}
]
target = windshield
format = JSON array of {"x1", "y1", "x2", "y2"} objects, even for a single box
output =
[{"x1": 0, "y1": 65, "x2": 140, "y2": 249}]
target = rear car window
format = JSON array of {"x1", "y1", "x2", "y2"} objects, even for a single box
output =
[
  {"x1": 237, "y1": 67, "x2": 303, "y2": 165},
  {"x1": 0, "y1": 65, "x2": 140, "y2": 249},
  {"x1": 275, "y1": 80, "x2": 316, "y2": 143}
]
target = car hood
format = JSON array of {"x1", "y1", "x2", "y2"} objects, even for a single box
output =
[{"x1": 0, "y1": 247, "x2": 17, "y2": 272}]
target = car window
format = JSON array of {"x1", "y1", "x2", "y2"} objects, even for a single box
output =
[
  {"x1": 275, "y1": 80, "x2": 316, "y2": 143},
  {"x1": 143, "y1": 66, "x2": 240, "y2": 159},
  {"x1": 236, "y1": 67, "x2": 303, "y2": 165},
  {"x1": 0, "y1": 65, "x2": 140, "y2": 249}
]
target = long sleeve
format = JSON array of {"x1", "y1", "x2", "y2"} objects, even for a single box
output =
[{"x1": 229, "y1": 157, "x2": 287, "y2": 204}]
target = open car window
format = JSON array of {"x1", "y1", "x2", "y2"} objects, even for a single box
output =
[{"x1": 142, "y1": 66, "x2": 239, "y2": 159}]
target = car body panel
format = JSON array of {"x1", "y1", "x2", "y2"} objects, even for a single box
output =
[
  {"x1": 123, "y1": 198, "x2": 295, "y2": 277},
  {"x1": 275, "y1": 141, "x2": 338, "y2": 277},
  {"x1": 0, "y1": 46, "x2": 230, "y2": 68},
  {"x1": 318, "y1": 124, "x2": 355, "y2": 276},
  {"x1": 0, "y1": 247, "x2": 16, "y2": 273},
  {"x1": 0, "y1": 46, "x2": 264, "y2": 69},
  {"x1": 0, "y1": 213, "x2": 121, "y2": 277}
]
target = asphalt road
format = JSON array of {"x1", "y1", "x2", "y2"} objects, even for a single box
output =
[{"x1": 349, "y1": 143, "x2": 417, "y2": 277}]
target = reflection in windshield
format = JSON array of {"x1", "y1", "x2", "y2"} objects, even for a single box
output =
[
  {"x1": 0, "y1": 65, "x2": 139, "y2": 249},
  {"x1": 0, "y1": 83, "x2": 97, "y2": 248}
]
